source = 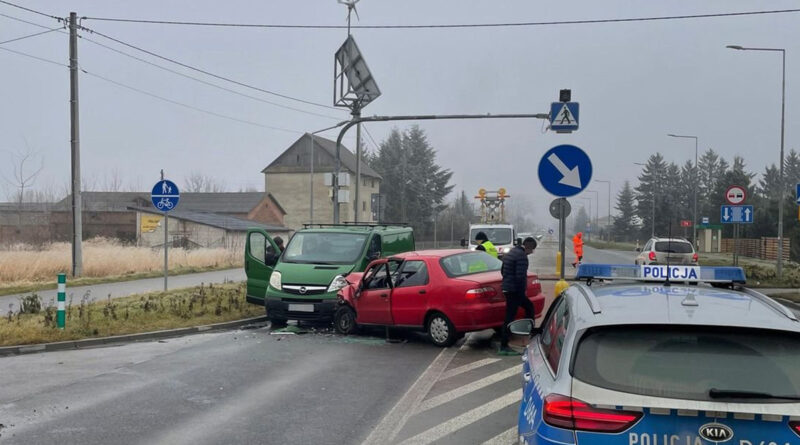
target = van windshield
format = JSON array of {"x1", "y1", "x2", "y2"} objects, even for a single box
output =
[
  {"x1": 282, "y1": 232, "x2": 368, "y2": 265},
  {"x1": 470, "y1": 228, "x2": 513, "y2": 245}
]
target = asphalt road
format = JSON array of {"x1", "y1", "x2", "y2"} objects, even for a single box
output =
[
  {"x1": 0, "y1": 268, "x2": 245, "y2": 311},
  {"x1": 0, "y1": 325, "x2": 445, "y2": 445}
]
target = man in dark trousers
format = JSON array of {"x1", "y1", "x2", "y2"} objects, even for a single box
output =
[{"x1": 499, "y1": 236, "x2": 537, "y2": 355}]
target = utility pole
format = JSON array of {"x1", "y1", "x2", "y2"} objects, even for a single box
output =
[
  {"x1": 354, "y1": 112, "x2": 362, "y2": 223},
  {"x1": 69, "y1": 12, "x2": 83, "y2": 277}
]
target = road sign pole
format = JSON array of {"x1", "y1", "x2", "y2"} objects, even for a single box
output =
[
  {"x1": 559, "y1": 198, "x2": 566, "y2": 280},
  {"x1": 164, "y1": 212, "x2": 168, "y2": 291}
]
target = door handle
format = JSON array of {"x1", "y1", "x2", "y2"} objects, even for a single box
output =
[
  {"x1": 418, "y1": 290, "x2": 426, "y2": 294},
  {"x1": 380, "y1": 293, "x2": 388, "y2": 298}
]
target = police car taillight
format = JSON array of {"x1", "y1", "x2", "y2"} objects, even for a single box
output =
[
  {"x1": 543, "y1": 394, "x2": 642, "y2": 433},
  {"x1": 692, "y1": 253, "x2": 699, "y2": 262},
  {"x1": 648, "y1": 251, "x2": 656, "y2": 261},
  {"x1": 790, "y1": 420, "x2": 800, "y2": 437}
]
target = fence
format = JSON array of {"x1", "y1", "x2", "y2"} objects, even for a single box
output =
[{"x1": 720, "y1": 237, "x2": 790, "y2": 261}]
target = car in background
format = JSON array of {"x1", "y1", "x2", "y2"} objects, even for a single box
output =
[
  {"x1": 333, "y1": 249, "x2": 545, "y2": 347},
  {"x1": 635, "y1": 237, "x2": 698, "y2": 265},
  {"x1": 464, "y1": 223, "x2": 516, "y2": 258},
  {"x1": 244, "y1": 224, "x2": 415, "y2": 325},
  {"x1": 509, "y1": 264, "x2": 800, "y2": 444}
]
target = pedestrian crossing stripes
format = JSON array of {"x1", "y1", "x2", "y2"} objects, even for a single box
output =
[{"x1": 365, "y1": 331, "x2": 523, "y2": 445}]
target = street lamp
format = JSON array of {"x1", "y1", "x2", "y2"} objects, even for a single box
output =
[
  {"x1": 667, "y1": 133, "x2": 698, "y2": 247},
  {"x1": 727, "y1": 44, "x2": 786, "y2": 278},
  {"x1": 634, "y1": 162, "x2": 656, "y2": 237},
  {"x1": 594, "y1": 180, "x2": 611, "y2": 241}
]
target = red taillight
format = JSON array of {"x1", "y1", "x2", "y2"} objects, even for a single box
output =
[
  {"x1": 692, "y1": 253, "x2": 699, "y2": 262},
  {"x1": 790, "y1": 420, "x2": 800, "y2": 437},
  {"x1": 648, "y1": 251, "x2": 656, "y2": 261},
  {"x1": 543, "y1": 394, "x2": 642, "y2": 433},
  {"x1": 466, "y1": 287, "x2": 497, "y2": 299}
]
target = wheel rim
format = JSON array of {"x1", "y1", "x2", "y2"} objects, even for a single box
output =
[
  {"x1": 429, "y1": 317, "x2": 449, "y2": 343},
  {"x1": 338, "y1": 311, "x2": 353, "y2": 331}
]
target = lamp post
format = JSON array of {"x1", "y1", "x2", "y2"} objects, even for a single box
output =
[
  {"x1": 727, "y1": 45, "x2": 786, "y2": 278},
  {"x1": 586, "y1": 190, "x2": 600, "y2": 239},
  {"x1": 667, "y1": 134, "x2": 698, "y2": 247},
  {"x1": 594, "y1": 180, "x2": 611, "y2": 241},
  {"x1": 578, "y1": 197, "x2": 593, "y2": 242}
]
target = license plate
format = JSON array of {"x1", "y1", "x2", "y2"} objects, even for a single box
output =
[{"x1": 288, "y1": 304, "x2": 314, "y2": 313}]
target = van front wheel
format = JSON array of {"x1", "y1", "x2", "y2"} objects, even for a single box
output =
[
  {"x1": 334, "y1": 306, "x2": 358, "y2": 335},
  {"x1": 427, "y1": 313, "x2": 457, "y2": 347}
]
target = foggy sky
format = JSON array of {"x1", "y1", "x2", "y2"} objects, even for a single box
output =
[{"x1": 1, "y1": 0, "x2": 797, "y2": 231}]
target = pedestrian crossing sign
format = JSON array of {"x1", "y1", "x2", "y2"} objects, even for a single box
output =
[{"x1": 550, "y1": 102, "x2": 579, "y2": 133}]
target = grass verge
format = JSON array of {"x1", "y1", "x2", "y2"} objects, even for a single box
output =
[
  {"x1": 0, "y1": 265, "x2": 238, "y2": 297},
  {"x1": 0, "y1": 282, "x2": 261, "y2": 346}
]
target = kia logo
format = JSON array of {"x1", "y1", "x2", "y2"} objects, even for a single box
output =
[
  {"x1": 699, "y1": 423, "x2": 733, "y2": 443},
  {"x1": 298, "y1": 286, "x2": 307, "y2": 295}
]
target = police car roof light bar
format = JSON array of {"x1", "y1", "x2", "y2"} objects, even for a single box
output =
[{"x1": 575, "y1": 264, "x2": 746, "y2": 284}]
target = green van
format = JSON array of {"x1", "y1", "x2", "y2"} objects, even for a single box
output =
[{"x1": 245, "y1": 225, "x2": 415, "y2": 324}]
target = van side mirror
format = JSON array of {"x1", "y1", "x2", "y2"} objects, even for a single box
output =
[
  {"x1": 460, "y1": 238, "x2": 467, "y2": 247},
  {"x1": 369, "y1": 251, "x2": 381, "y2": 261}
]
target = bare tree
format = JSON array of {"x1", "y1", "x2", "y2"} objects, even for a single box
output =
[
  {"x1": 81, "y1": 173, "x2": 98, "y2": 192},
  {"x1": 184, "y1": 171, "x2": 227, "y2": 192},
  {"x1": 103, "y1": 169, "x2": 124, "y2": 192},
  {"x1": 1, "y1": 143, "x2": 45, "y2": 227}
]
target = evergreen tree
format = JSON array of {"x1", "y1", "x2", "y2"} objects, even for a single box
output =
[
  {"x1": 634, "y1": 153, "x2": 669, "y2": 238},
  {"x1": 612, "y1": 181, "x2": 637, "y2": 241},
  {"x1": 573, "y1": 206, "x2": 590, "y2": 235},
  {"x1": 369, "y1": 126, "x2": 454, "y2": 238}
]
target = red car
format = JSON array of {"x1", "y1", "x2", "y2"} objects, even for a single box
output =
[{"x1": 334, "y1": 249, "x2": 545, "y2": 347}]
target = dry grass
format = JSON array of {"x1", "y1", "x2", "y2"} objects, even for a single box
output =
[
  {"x1": 0, "y1": 282, "x2": 261, "y2": 346},
  {"x1": 0, "y1": 238, "x2": 241, "y2": 292}
]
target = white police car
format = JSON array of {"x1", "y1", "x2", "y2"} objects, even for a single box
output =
[{"x1": 509, "y1": 264, "x2": 800, "y2": 445}]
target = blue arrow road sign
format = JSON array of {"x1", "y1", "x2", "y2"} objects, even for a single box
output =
[
  {"x1": 550, "y1": 102, "x2": 579, "y2": 132},
  {"x1": 720, "y1": 205, "x2": 753, "y2": 224},
  {"x1": 796, "y1": 183, "x2": 800, "y2": 204},
  {"x1": 538, "y1": 144, "x2": 592, "y2": 198},
  {"x1": 151, "y1": 180, "x2": 180, "y2": 212}
]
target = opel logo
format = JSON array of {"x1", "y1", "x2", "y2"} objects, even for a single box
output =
[
  {"x1": 699, "y1": 423, "x2": 733, "y2": 443},
  {"x1": 298, "y1": 286, "x2": 307, "y2": 295}
]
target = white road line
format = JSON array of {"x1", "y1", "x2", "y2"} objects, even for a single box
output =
[
  {"x1": 481, "y1": 427, "x2": 517, "y2": 445},
  {"x1": 439, "y1": 358, "x2": 501, "y2": 381},
  {"x1": 398, "y1": 390, "x2": 521, "y2": 445},
  {"x1": 360, "y1": 347, "x2": 457, "y2": 445},
  {"x1": 416, "y1": 365, "x2": 521, "y2": 414}
]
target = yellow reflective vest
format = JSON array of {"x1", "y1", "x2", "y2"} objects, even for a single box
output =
[{"x1": 479, "y1": 241, "x2": 498, "y2": 258}]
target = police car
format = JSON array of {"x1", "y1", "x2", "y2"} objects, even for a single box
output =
[{"x1": 509, "y1": 264, "x2": 800, "y2": 445}]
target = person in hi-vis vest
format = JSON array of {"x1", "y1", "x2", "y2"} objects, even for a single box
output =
[{"x1": 474, "y1": 232, "x2": 498, "y2": 258}]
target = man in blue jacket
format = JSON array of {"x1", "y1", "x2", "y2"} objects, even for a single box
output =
[{"x1": 499, "y1": 236, "x2": 537, "y2": 355}]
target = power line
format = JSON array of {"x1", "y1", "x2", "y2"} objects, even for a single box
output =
[
  {"x1": 0, "y1": 43, "x2": 307, "y2": 134},
  {"x1": 80, "y1": 67, "x2": 304, "y2": 134},
  {"x1": 81, "y1": 8, "x2": 800, "y2": 29},
  {"x1": 79, "y1": 25, "x2": 343, "y2": 112},
  {"x1": 0, "y1": 27, "x2": 63, "y2": 45},
  {"x1": 0, "y1": 44, "x2": 67, "y2": 67},
  {"x1": 79, "y1": 36, "x2": 342, "y2": 120},
  {"x1": 0, "y1": 14, "x2": 342, "y2": 121},
  {"x1": 0, "y1": 0, "x2": 61, "y2": 21}
]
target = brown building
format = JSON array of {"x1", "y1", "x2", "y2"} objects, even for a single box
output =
[{"x1": 263, "y1": 133, "x2": 382, "y2": 230}]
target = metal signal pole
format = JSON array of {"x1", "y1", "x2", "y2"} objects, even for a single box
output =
[{"x1": 69, "y1": 12, "x2": 83, "y2": 277}]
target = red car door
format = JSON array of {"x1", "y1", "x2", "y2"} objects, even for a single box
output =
[
  {"x1": 356, "y1": 261, "x2": 395, "y2": 325},
  {"x1": 390, "y1": 259, "x2": 430, "y2": 327}
]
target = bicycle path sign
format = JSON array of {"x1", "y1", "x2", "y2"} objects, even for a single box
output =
[{"x1": 151, "y1": 179, "x2": 180, "y2": 212}]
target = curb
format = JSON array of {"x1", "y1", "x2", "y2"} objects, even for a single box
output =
[{"x1": 0, "y1": 316, "x2": 268, "y2": 357}]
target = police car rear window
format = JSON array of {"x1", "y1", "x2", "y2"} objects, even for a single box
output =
[
  {"x1": 572, "y1": 326, "x2": 800, "y2": 402},
  {"x1": 654, "y1": 241, "x2": 693, "y2": 254}
]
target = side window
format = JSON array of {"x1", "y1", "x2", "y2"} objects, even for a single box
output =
[
  {"x1": 249, "y1": 232, "x2": 266, "y2": 263},
  {"x1": 396, "y1": 261, "x2": 429, "y2": 288},
  {"x1": 368, "y1": 235, "x2": 382, "y2": 259},
  {"x1": 365, "y1": 263, "x2": 395, "y2": 290},
  {"x1": 540, "y1": 297, "x2": 570, "y2": 373}
]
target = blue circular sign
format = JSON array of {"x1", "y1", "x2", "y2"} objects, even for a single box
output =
[
  {"x1": 538, "y1": 144, "x2": 592, "y2": 198},
  {"x1": 151, "y1": 179, "x2": 180, "y2": 212}
]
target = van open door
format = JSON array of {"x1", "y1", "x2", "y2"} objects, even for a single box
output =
[{"x1": 245, "y1": 228, "x2": 280, "y2": 307}]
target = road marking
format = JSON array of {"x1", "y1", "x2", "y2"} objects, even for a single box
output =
[
  {"x1": 360, "y1": 347, "x2": 457, "y2": 445},
  {"x1": 416, "y1": 365, "x2": 520, "y2": 414},
  {"x1": 481, "y1": 427, "x2": 517, "y2": 445},
  {"x1": 397, "y1": 390, "x2": 520, "y2": 445},
  {"x1": 439, "y1": 358, "x2": 501, "y2": 381}
]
